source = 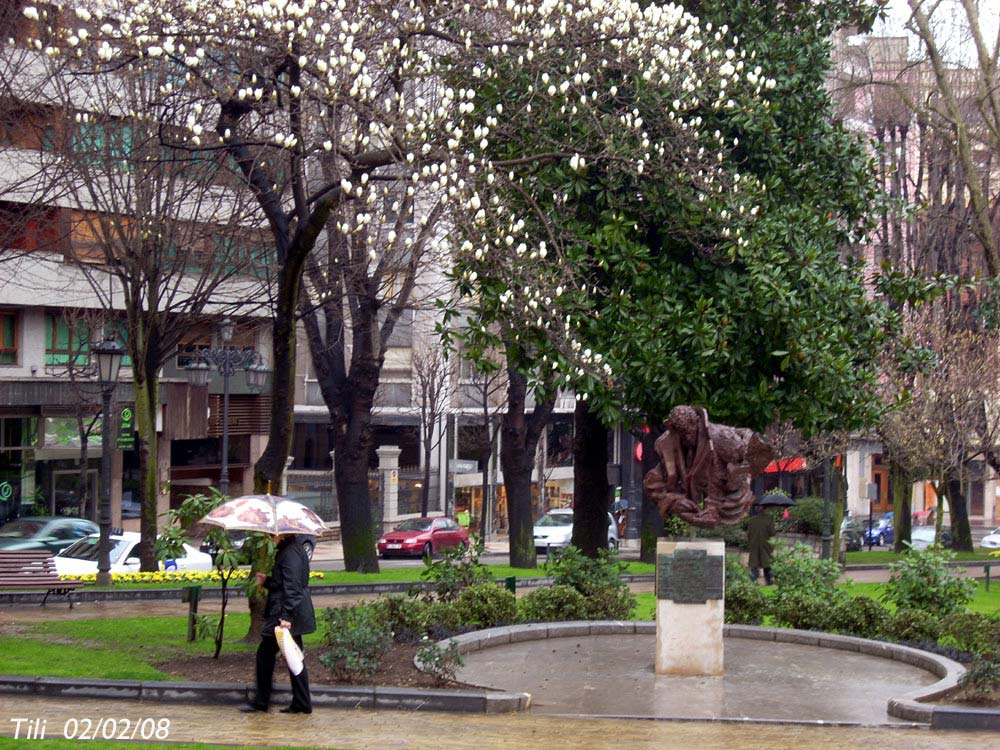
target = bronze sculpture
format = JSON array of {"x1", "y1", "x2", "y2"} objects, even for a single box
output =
[{"x1": 642, "y1": 406, "x2": 774, "y2": 529}]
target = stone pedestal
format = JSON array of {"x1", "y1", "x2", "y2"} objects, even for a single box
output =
[{"x1": 655, "y1": 539, "x2": 725, "y2": 676}]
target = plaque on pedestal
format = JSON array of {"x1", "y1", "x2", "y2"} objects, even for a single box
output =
[{"x1": 655, "y1": 540, "x2": 725, "y2": 676}]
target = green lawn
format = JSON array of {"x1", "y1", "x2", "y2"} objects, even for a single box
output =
[
  {"x1": 81, "y1": 561, "x2": 656, "y2": 591},
  {"x1": 0, "y1": 636, "x2": 170, "y2": 681},
  {"x1": 845, "y1": 550, "x2": 997, "y2": 564},
  {"x1": 3, "y1": 613, "x2": 325, "y2": 681}
]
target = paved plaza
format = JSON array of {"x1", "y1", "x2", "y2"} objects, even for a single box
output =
[{"x1": 1, "y1": 693, "x2": 997, "y2": 750}]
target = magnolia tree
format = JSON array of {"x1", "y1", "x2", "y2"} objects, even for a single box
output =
[
  {"x1": 38, "y1": 0, "x2": 778, "y2": 569},
  {"x1": 447, "y1": 0, "x2": 894, "y2": 561},
  {"x1": 441, "y1": 1, "x2": 789, "y2": 564}
]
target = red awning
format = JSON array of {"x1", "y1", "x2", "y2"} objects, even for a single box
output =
[{"x1": 763, "y1": 457, "x2": 806, "y2": 473}]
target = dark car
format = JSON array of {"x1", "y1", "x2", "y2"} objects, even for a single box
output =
[
  {"x1": 863, "y1": 513, "x2": 894, "y2": 546},
  {"x1": 841, "y1": 520, "x2": 864, "y2": 552},
  {"x1": 0, "y1": 516, "x2": 99, "y2": 554},
  {"x1": 377, "y1": 516, "x2": 470, "y2": 558}
]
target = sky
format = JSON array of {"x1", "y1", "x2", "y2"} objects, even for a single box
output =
[{"x1": 873, "y1": 0, "x2": 1000, "y2": 64}]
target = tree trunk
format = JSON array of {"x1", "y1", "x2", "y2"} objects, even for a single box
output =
[
  {"x1": 499, "y1": 367, "x2": 554, "y2": 569},
  {"x1": 328, "y1": 350, "x2": 381, "y2": 572},
  {"x1": 334, "y1": 438, "x2": 379, "y2": 572},
  {"x1": 420, "y1": 447, "x2": 432, "y2": 517},
  {"x1": 571, "y1": 399, "x2": 609, "y2": 558},
  {"x1": 134, "y1": 338, "x2": 161, "y2": 572},
  {"x1": 947, "y1": 466, "x2": 974, "y2": 552},
  {"x1": 478, "y1": 445, "x2": 491, "y2": 538},
  {"x1": 77, "y1": 414, "x2": 93, "y2": 521},
  {"x1": 245, "y1": 261, "x2": 306, "y2": 639},
  {"x1": 254, "y1": 262, "x2": 301, "y2": 490},
  {"x1": 890, "y1": 460, "x2": 911, "y2": 553},
  {"x1": 639, "y1": 427, "x2": 661, "y2": 563}
]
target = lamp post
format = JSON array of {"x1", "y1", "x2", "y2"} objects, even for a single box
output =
[
  {"x1": 93, "y1": 336, "x2": 124, "y2": 587},
  {"x1": 821, "y1": 457, "x2": 833, "y2": 560},
  {"x1": 186, "y1": 319, "x2": 269, "y2": 497}
]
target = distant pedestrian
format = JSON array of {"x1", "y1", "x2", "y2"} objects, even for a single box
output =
[
  {"x1": 747, "y1": 505, "x2": 775, "y2": 585},
  {"x1": 240, "y1": 534, "x2": 315, "y2": 714}
]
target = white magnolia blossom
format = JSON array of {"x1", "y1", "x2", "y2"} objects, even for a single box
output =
[{"x1": 24, "y1": 0, "x2": 774, "y2": 387}]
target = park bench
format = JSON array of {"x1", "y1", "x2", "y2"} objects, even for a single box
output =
[{"x1": 0, "y1": 550, "x2": 84, "y2": 606}]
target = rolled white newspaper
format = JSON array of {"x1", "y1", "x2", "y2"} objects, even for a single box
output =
[{"x1": 274, "y1": 625, "x2": 304, "y2": 675}]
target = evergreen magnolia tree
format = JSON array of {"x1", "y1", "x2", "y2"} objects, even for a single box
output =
[{"x1": 448, "y1": 0, "x2": 897, "y2": 561}]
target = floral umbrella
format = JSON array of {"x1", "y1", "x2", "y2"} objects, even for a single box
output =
[{"x1": 200, "y1": 494, "x2": 326, "y2": 536}]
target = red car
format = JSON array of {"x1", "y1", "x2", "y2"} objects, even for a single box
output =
[{"x1": 376, "y1": 516, "x2": 470, "y2": 558}]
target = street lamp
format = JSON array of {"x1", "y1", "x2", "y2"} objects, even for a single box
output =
[
  {"x1": 93, "y1": 336, "x2": 124, "y2": 587},
  {"x1": 185, "y1": 319, "x2": 269, "y2": 497}
]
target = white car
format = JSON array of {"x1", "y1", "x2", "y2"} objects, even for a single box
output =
[
  {"x1": 981, "y1": 527, "x2": 1000, "y2": 549},
  {"x1": 54, "y1": 531, "x2": 213, "y2": 575},
  {"x1": 906, "y1": 526, "x2": 953, "y2": 551},
  {"x1": 533, "y1": 509, "x2": 619, "y2": 554}
]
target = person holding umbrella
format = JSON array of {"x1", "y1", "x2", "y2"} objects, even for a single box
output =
[
  {"x1": 198, "y1": 493, "x2": 325, "y2": 715},
  {"x1": 241, "y1": 532, "x2": 315, "y2": 714}
]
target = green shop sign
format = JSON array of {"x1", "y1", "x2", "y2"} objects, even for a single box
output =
[{"x1": 117, "y1": 406, "x2": 136, "y2": 451}]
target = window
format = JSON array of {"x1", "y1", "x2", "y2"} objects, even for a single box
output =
[
  {"x1": 70, "y1": 121, "x2": 133, "y2": 169},
  {"x1": 176, "y1": 338, "x2": 211, "y2": 369},
  {"x1": 45, "y1": 314, "x2": 90, "y2": 366},
  {"x1": 0, "y1": 311, "x2": 17, "y2": 364}
]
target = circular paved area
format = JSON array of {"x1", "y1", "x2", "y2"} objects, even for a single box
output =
[{"x1": 458, "y1": 633, "x2": 938, "y2": 725}]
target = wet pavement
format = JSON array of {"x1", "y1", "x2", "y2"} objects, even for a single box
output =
[
  {"x1": 458, "y1": 633, "x2": 935, "y2": 724},
  {"x1": 2, "y1": 544, "x2": 996, "y2": 747},
  {"x1": 1, "y1": 693, "x2": 996, "y2": 749}
]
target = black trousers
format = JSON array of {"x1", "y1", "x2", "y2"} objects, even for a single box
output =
[{"x1": 253, "y1": 634, "x2": 312, "y2": 711}]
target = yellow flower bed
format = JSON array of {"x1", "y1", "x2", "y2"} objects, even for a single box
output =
[
  {"x1": 990, "y1": 550, "x2": 1000, "y2": 559},
  {"x1": 61, "y1": 570, "x2": 326, "y2": 584}
]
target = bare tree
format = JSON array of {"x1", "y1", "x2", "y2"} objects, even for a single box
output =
[
  {"x1": 16, "y1": 19, "x2": 265, "y2": 567},
  {"x1": 878, "y1": 311, "x2": 1000, "y2": 551},
  {"x1": 451, "y1": 343, "x2": 507, "y2": 538},
  {"x1": 411, "y1": 329, "x2": 456, "y2": 516}
]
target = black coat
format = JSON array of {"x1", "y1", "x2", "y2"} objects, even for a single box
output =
[{"x1": 263, "y1": 536, "x2": 316, "y2": 637}]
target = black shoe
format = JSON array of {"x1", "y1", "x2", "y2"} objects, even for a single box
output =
[
  {"x1": 279, "y1": 706, "x2": 312, "y2": 714},
  {"x1": 239, "y1": 704, "x2": 267, "y2": 713}
]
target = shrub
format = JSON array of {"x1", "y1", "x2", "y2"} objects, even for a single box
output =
[
  {"x1": 370, "y1": 595, "x2": 430, "y2": 643},
  {"x1": 769, "y1": 589, "x2": 838, "y2": 631},
  {"x1": 545, "y1": 546, "x2": 636, "y2": 619},
  {"x1": 584, "y1": 585, "x2": 635, "y2": 620},
  {"x1": 452, "y1": 582, "x2": 517, "y2": 628},
  {"x1": 420, "y1": 535, "x2": 493, "y2": 602},
  {"x1": 881, "y1": 548, "x2": 976, "y2": 617},
  {"x1": 884, "y1": 608, "x2": 942, "y2": 643},
  {"x1": 662, "y1": 515, "x2": 689, "y2": 537},
  {"x1": 940, "y1": 612, "x2": 1000, "y2": 657},
  {"x1": 415, "y1": 639, "x2": 464, "y2": 683},
  {"x1": 517, "y1": 585, "x2": 590, "y2": 622},
  {"x1": 423, "y1": 600, "x2": 467, "y2": 636},
  {"x1": 828, "y1": 596, "x2": 890, "y2": 640},
  {"x1": 724, "y1": 563, "x2": 767, "y2": 625},
  {"x1": 957, "y1": 657, "x2": 1000, "y2": 703},
  {"x1": 770, "y1": 543, "x2": 841, "y2": 597},
  {"x1": 781, "y1": 496, "x2": 825, "y2": 535},
  {"x1": 319, "y1": 605, "x2": 392, "y2": 678},
  {"x1": 769, "y1": 543, "x2": 845, "y2": 629},
  {"x1": 694, "y1": 523, "x2": 748, "y2": 551}
]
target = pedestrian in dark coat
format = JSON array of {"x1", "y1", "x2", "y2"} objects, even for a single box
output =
[
  {"x1": 746, "y1": 506, "x2": 775, "y2": 585},
  {"x1": 240, "y1": 534, "x2": 315, "y2": 714}
]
